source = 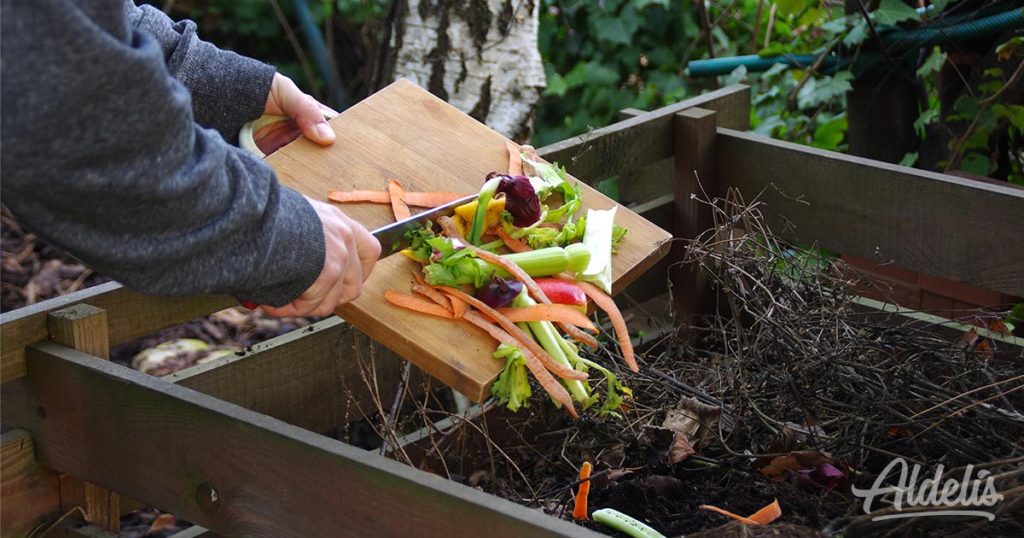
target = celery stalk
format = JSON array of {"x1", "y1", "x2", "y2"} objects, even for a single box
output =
[
  {"x1": 515, "y1": 293, "x2": 591, "y2": 404},
  {"x1": 424, "y1": 244, "x2": 590, "y2": 286}
]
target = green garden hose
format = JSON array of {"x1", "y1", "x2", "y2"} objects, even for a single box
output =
[{"x1": 685, "y1": 8, "x2": 1024, "y2": 77}]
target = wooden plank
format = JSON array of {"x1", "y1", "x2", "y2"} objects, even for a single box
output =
[
  {"x1": 672, "y1": 109, "x2": 719, "y2": 330},
  {"x1": 623, "y1": 195, "x2": 674, "y2": 303},
  {"x1": 1, "y1": 429, "x2": 61, "y2": 536},
  {"x1": 47, "y1": 305, "x2": 119, "y2": 532},
  {"x1": 1, "y1": 282, "x2": 234, "y2": 383},
  {"x1": 265, "y1": 79, "x2": 671, "y2": 402},
  {"x1": 539, "y1": 85, "x2": 750, "y2": 183},
  {"x1": 717, "y1": 129, "x2": 1024, "y2": 296},
  {"x1": 7, "y1": 344, "x2": 598, "y2": 538},
  {"x1": 166, "y1": 317, "x2": 407, "y2": 434}
]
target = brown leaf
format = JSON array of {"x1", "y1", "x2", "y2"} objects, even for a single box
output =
[
  {"x1": 669, "y1": 432, "x2": 696, "y2": 463},
  {"x1": 662, "y1": 396, "x2": 723, "y2": 449}
]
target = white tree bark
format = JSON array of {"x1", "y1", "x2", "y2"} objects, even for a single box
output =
[{"x1": 378, "y1": 0, "x2": 546, "y2": 141}]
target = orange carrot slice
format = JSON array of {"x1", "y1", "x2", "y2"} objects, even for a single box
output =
[
  {"x1": 573, "y1": 280, "x2": 638, "y2": 372},
  {"x1": 572, "y1": 461, "x2": 592, "y2": 520},
  {"x1": 461, "y1": 311, "x2": 577, "y2": 418},
  {"x1": 437, "y1": 286, "x2": 587, "y2": 382},
  {"x1": 404, "y1": 191, "x2": 468, "y2": 207},
  {"x1": 507, "y1": 141, "x2": 523, "y2": 176},
  {"x1": 699, "y1": 499, "x2": 781, "y2": 526},
  {"x1": 387, "y1": 179, "x2": 411, "y2": 221},
  {"x1": 384, "y1": 290, "x2": 454, "y2": 319},
  {"x1": 467, "y1": 245, "x2": 599, "y2": 349},
  {"x1": 328, "y1": 190, "x2": 391, "y2": 204},
  {"x1": 497, "y1": 305, "x2": 597, "y2": 333},
  {"x1": 496, "y1": 227, "x2": 532, "y2": 253}
]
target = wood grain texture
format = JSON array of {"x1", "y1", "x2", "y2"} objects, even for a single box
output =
[
  {"x1": 47, "y1": 305, "x2": 120, "y2": 532},
  {"x1": 1, "y1": 429, "x2": 61, "y2": 537},
  {"x1": 9, "y1": 344, "x2": 598, "y2": 538},
  {"x1": 1, "y1": 282, "x2": 234, "y2": 383},
  {"x1": 539, "y1": 85, "x2": 749, "y2": 183},
  {"x1": 717, "y1": 129, "x2": 1024, "y2": 296},
  {"x1": 265, "y1": 79, "x2": 672, "y2": 401}
]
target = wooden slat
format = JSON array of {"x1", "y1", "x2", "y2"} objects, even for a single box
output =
[
  {"x1": 6, "y1": 344, "x2": 597, "y2": 538},
  {"x1": 1, "y1": 282, "x2": 234, "y2": 383},
  {"x1": 47, "y1": 305, "x2": 120, "y2": 532},
  {"x1": 166, "y1": 317, "x2": 407, "y2": 434},
  {"x1": 1, "y1": 429, "x2": 61, "y2": 536},
  {"x1": 672, "y1": 109, "x2": 719, "y2": 331},
  {"x1": 538, "y1": 85, "x2": 750, "y2": 183},
  {"x1": 717, "y1": 129, "x2": 1024, "y2": 296}
]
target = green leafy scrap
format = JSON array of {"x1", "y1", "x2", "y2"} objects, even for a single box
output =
[{"x1": 491, "y1": 344, "x2": 531, "y2": 412}]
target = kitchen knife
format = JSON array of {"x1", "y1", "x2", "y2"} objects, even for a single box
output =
[{"x1": 371, "y1": 194, "x2": 476, "y2": 257}]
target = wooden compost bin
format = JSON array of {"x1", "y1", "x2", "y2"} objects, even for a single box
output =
[{"x1": 2, "y1": 85, "x2": 1022, "y2": 538}]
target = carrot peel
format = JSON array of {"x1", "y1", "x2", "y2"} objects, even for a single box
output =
[
  {"x1": 699, "y1": 499, "x2": 781, "y2": 526},
  {"x1": 572, "y1": 461, "x2": 592, "y2": 520},
  {"x1": 387, "y1": 179, "x2": 411, "y2": 221},
  {"x1": 384, "y1": 290, "x2": 454, "y2": 319},
  {"x1": 574, "y1": 280, "x2": 638, "y2": 372}
]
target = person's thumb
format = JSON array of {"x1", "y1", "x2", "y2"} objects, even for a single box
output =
[{"x1": 287, "y1": 93, "x2": 335, "y2": 146}]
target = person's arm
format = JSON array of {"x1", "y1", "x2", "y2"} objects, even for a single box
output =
[
  {"x1": 0, "y1": 0, "x2": 373, "y2": 310},
  {"x1": 122, "y1": 1, "x2": 274, "y2": 143}
]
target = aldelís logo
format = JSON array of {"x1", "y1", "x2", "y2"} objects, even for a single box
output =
[{"x1": 851, "y1": 458, "x2": 1005, "y2": 521}]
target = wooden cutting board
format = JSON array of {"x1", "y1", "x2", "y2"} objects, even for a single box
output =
[{"x1": 265, "y1": 79, "x2": 671, "y2": 401}]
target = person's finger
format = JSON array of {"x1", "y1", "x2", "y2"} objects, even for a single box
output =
[
  {"x1": 313, "y1": 249, "x2": 361, "y2": 316},
  {"x1": 337, "y1": 242, "x2": 365, "y2": 305},
  {"x1": 283, "y1": 86, "x2": 335, "y2": 146},
  {"x1": 351, "y1": 222, "x2": 380, "y2": 280}
]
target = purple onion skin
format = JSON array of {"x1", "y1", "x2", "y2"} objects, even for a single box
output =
[
  {"x1": 476, "y1": 277, "x2": 525, "y2": 308},
  {"x1": 491, "y1": 175, "x2": 541, "y2": 227}
]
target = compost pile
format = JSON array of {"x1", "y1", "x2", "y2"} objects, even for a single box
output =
[
  {"x1": 1, "y1": 207, "x2": 110, "y2": 311},
  {"x1": 367, "y1": 191, "x2": 1023, "y2": 537}
]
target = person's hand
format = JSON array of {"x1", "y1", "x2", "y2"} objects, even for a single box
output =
[
  {"x1": 260, "y1": 197, "x2": 381, "y2": 317},
  {"x1": 255, "y1": 73, "x2": 338, "y2": 155}
]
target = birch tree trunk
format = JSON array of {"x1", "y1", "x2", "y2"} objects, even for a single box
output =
[{"x1": 374, "y1": 0, "x2": 546, "y2": 141}]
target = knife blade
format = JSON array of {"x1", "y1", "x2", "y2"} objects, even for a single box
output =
[{"x1": 372, "y1": 194, "x2": 477, "y2": 257}]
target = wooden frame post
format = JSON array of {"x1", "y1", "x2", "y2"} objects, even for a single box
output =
[
  {"x1": 47, "y1": 304, "x2": 120, "y2": 532},
  {"x1": 672, "y1": 108, "x2": 719, "y2": 334}
]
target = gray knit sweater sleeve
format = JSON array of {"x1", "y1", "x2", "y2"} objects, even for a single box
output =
[
  {"x1": 124, "y1": 2, "x2": 273, "y2": 143},
  {"x1": 0, "y1": 0, "x2": 326, "y2": 307}
]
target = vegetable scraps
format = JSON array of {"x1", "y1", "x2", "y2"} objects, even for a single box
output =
[{"x1": 377, "y1": 142, "x2": 637, "y2": 417}]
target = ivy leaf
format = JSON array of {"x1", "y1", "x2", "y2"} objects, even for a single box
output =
[
  {"x1": 843, "y1": 18, "x2": 869, "y2": 47},
  {"x1": 593, "y1": 16, "x2": 633, "y2": 45},
  {"x1": 812, "y1": 114, "x2": 847, "y2": 150},
  {"x1": 776, "y1": 0, "x2": 813, "y2": 17},
  {"x1": 797, "y1": 71, "x2": 853, "y2": 109},
  {"x1": 916, "y1": 48, "x2": 946, "y2": 78},
  {"x1": 996, "y1": 37, "x2": 1024, "y2": 61},
  {"x1": 913, "y1": 107, "x2": 939, "y2": 137},
  {"x1": 899, "y1": 152, "x2": 918, "y2": 167},
  {"x1": 960, "y1": 153, "x2": 994, "y2": 176},
  {"x1": 993, "y1": 104, "x2": 1024, "y2": 131},
  {"x1": 873, "y1": 0, "x2": 921, "y2": 26}
]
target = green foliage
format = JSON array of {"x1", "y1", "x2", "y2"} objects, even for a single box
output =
[{"x1": 872, "y1": 0, "x2": 921, "y2": 26}]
